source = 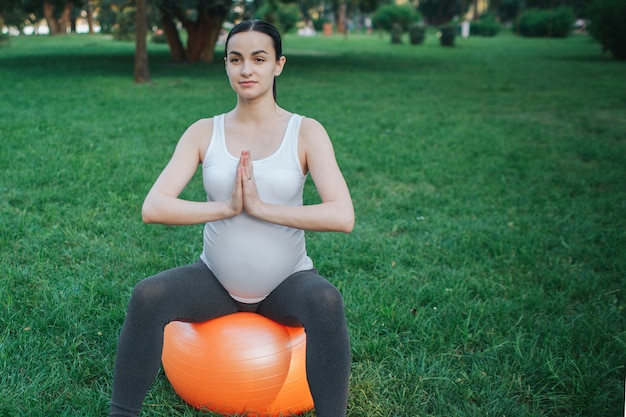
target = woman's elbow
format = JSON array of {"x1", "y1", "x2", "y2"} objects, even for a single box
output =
[
  {"x1": 141, "y1": 200, "x2": 157, "y2": 224},
  {"x1": 338, "y1": 209, "x2": 355, "y2": 233},
  {"x1": 340, "y1": 222, "x2": 354, "y2": 233}
]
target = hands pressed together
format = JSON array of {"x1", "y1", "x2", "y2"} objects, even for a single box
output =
[{"x1": 228, "y1": 150, "x2": 262, "y2": 217}]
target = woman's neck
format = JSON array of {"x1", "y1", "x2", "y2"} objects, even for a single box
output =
[{"x1": 231, "y1": 96, "x2": 286, "y2": 125}]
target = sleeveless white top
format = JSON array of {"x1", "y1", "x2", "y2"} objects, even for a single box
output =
[{"x1": 200, "y1": 113, "x2": 314, "y2": 303}]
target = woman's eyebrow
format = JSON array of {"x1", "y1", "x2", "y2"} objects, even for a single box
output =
[{"x1": 228, "y1": 49, "x2": 269, "y2": 56}]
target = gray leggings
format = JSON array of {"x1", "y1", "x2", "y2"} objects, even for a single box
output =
[{"x1": 110, "y1": 261, "x2": 350, "y2": 417}]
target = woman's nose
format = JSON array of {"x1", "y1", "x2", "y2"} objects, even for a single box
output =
[{"x1": 241, "y1": 61, "x2": 252, "y2": 76}]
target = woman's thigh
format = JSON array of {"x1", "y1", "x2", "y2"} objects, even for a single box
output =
[
  {"x1": 129, "y1": 260, "x2": 239, "y2": 324},
  {"x1": 258, "y1": 269, "x2": 346, "y2": 330}
]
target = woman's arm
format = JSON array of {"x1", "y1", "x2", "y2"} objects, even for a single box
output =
[
  {"x1": 141, "y1": 118, "x2": 243, "y2": 225},
  {"x1": 241, "y1": 118, "x2": 354, "y2": 233}
]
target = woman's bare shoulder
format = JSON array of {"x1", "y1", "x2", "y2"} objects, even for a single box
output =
[
  {"x1": 186, "y1": 117, "x2": 214, "y2": 135},
  {"x1": 181, "y1": 117, "x2": 215, "y2": 161},
  {"x1": 299, "y1": 115, "x2": 325, "y2": 131},
  {"x1": 298, "y1": 116, "x2": 332, "y2": 149},
  {"x1": 299, "y1": 116, "x2": 331, "y2": 141}
]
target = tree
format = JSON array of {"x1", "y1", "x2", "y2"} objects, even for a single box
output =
[
  {"x1": 1, "y1": 0, "x2": 90, "y2": 34},
  {"x1": 418, "y1": 0, "x2": 467, "y2": 25},
  {"x1": 1, "y1": 0, "x2": 42, "y2": 33},
  {"x1": 256, "y1": 0, "x2": 303, "y2": 33},
  {"x1": 492, "y1": 0, "x2": 594, "y2": 22},
  {"x1": 43, "y1": 0, "x2": 79, "y2": 34},
  {"x1": 135, "y1": 0, "x2": 150, "y2": 82},
  {"x1": 587, "y1": 0, "x2": 626, "y2": 59},
  {"x1": 157, "y1": 0, "x2": 232, "y2": 63},
  {"x1": 372, "y1": 4, "x2": 421, "y2": 32}
]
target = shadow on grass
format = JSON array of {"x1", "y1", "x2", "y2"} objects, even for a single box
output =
[{"x1": 0, "y1": 42, "x2": 444, "y2": 82}]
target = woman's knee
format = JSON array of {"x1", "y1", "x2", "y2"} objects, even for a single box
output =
[
  {"x1": 301, "y1": 280, "x2": 347, "y2": 332},
  {"x1": 127, "y1": 276, "x2": 169, "y2": 316},
  {"x1": 313, "y1": 282, "x2": 345, "y2": 313}
]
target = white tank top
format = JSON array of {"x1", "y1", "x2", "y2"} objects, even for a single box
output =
[{"x1": 200, "y1": 113, "x2": 314, "y2": 303}]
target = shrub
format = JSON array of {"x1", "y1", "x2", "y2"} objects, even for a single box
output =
[
  {"x1": 113, "y1": 8, "x2": 135, "y2": 41},
  {"x1": 498, "y1": 0, "x2": 521, "y2": 24},
  {"x1": 312, "y1": 17, "x2": 330, "y2": 32},
  {"x1": 372, "y1": 4, "x2": 421, "y2": 32},
  {"x1": 517, "y1": 7, "x2": 574, "y2": 38},
  {"x1": 276, "y1": 3, "x2": 301, "y2": 33},
  {"x1": 151, "y1": 29, "x2": 167, "y2": 44},
  {"x1": 587, "y1": 0, "x2": 626, "y2": 60},
  {"x1": 409, "y1": 22, "x2": 426, "y2": 44},
  {"x1": 470, "y1": 12, "x2": 501, "y2": 36},
  {"x1": 391, "y1": 23, "x2": 404, "y2": 44},
  {"x1": 256, "y1": 2, "x2": 302, "y2": 33},
  {"x1": 439, "y1": 24, "x2": 457, "y2": 46}
]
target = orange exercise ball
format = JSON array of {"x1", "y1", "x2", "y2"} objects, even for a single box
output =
[{"x1": 162, "y1": 312, "x2": 314, "y2": 416}]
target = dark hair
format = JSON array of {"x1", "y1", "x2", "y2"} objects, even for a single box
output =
[{"x1": 224, "y1": 20, "x2": 283, "y2": 100}]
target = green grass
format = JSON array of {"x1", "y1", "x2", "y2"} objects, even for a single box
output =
[{"x1": 1, "y1": 30, "x2": 625, "y2": 416}]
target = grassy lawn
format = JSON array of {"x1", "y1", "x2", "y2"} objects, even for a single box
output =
[{"x1": 1, "y1": 29, "x2": 625, "y2": 416}]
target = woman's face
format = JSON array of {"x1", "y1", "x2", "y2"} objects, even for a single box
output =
[{"x1": 225, "y1": 31, "x2": 286, "y2": 101}]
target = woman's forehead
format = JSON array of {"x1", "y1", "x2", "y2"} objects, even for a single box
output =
[{"x1": 227, "y1": 31, "x2": 274, "y2": 52}]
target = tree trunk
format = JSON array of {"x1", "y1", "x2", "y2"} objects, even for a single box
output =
[
  {"x1": 337, "y1": 3, "x2": 347, "y2": 35},
  {"x1": 60, "y1": 2, "x2": 73, "y2": 34},
  {"x1": 159, "y1": 4, "x2": 228, "y2": 63},
  {"x1": 134, "y1": 0, "x2": 151, "y2": 83},
  {"x1": 187, "y1": 11, "x2": 225, "y2": 63},
  {"x1": 161, "y1": 13, "x2": 186, "y2": 62},
  {"x1": 186, "y1": 17, "x2": 208, "y2": 63},
  {"x1": 43, "y1": 1, "x2": 73, "y2": 35},
  {"x1": 202, "y1": 14, "x2": 223, "y2": 62},
  {"x1": 44, "y1": 1, "x2": 60, "y2": 35},
  {"x1": 86, "y1": 1, "x2": 94, "y2": 34}
]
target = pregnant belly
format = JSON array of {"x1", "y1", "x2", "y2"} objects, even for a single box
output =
[{"x1": 202, "y1": 215, "x2": 308, "y2": 303}]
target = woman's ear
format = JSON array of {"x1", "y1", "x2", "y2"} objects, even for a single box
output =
[{"x1": 274, "y1": 56, "x2": 287, "y2": 76}]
